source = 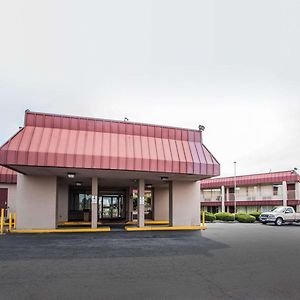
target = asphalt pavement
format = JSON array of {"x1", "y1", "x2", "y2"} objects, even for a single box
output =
[{"x1": 0, "y1": 223, "x2": 300, "y2": 300}]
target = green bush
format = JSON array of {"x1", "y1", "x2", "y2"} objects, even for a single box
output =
[
  {"x1": 249, "y1": 211, "x2": 261, "y2": 221},
  {"x1": 235, "y1": 213, "x2": 256, "y2": 223},
  {"x1": 204, "y1": 212, "x2": 216, "y2": 222},
  {"x1": 215, "y1": 212, "x2": 235, "y2": 221}
]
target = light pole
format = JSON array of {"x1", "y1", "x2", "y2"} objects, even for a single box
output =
[{"x1": 234, "y1": 161, "x2": 237, "y2": 214}]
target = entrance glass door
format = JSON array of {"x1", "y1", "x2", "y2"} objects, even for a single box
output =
[{"x1": 99, "y1": 195, "x2": 124, "y2": 219}]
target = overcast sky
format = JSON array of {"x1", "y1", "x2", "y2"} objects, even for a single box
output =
[{"x1": 0, "y1": 0, "x2": 299, "y2": 177}]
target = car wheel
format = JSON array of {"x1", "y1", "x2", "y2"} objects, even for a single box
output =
[{"x1": 275, "y1": 217, "x2": 283, "y2": 226}]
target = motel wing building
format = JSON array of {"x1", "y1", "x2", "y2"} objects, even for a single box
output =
[
  {"x1": 0, "y1": 111, "x2": 219, "y2": 229},
  {"x1": 0, "y1": 166, "x2": 17, "y2": 218},
  {"x1": 200, "y1": 171, "x2": 300, "y2": 213}
]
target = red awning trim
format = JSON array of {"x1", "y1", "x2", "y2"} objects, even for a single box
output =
[
  {"x1": 201, "y1": 171, "x2": 300, "y2": 188},
  {"x1": 0, "y1": 166, "x2": 17, "y2": 184},
  {"x1": 0, "y1": 112, "x2": 220, "y2": 176},
  {"x1": 25, "y1": 111, "x2": 202, "y2": 141}
]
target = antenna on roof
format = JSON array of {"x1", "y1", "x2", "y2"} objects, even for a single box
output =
[
  {"x1": 198, "y1": 125, "x2": 205, "y2": 131},
  {"x1": 292, "y1": 167, "x2": 298, "y2": 174}
]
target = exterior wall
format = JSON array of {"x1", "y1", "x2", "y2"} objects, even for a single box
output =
[
  {"x1": 236, "y1": 206, "x2": 247, "y2": 214},
  {"x1": 153, "y1": 187, "x2": 169, "y2": 220},
  {"x1": 296, "y1": 182, "x2": 300, "y2": 200},
  {"x1": 235, "y1": 184, "x2": 282, "y2": 201},
  {"x1": 16, "y1": 174, "x2": 57, "y2": 229},
  {"x1": 57, "y1": 182, "x2": 68, "y2": 222},
  {"x1": 0, "y1": 183, "x2": 17, "y2": 216},
  {"x1": 171, "y1": 181, "x2": 200, "y2": 226}
]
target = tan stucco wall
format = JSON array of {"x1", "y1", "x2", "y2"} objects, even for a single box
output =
[
  {"x1": 57, "y1": 183, "x2": 69, "y2": 222},
  {"x1": 172, "y1": 181, "x2": 201, "y2": 226},
  {"x1": 16, "y1": 174, "x2": 57, "y2": 229},
  {"x1": 153, "y1": 187, "x2": 169, "y2": 220},
  {"x1": 0, "y1": 183, "x2": 17, "y2": 215}
]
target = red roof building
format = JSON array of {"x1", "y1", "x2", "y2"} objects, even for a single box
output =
[
  {"x1": 200, "y1": 170, "x2": 300, "y2": 213},
  {"x1": 0, "y1": 111, "x2": 220, "y2": 230}
]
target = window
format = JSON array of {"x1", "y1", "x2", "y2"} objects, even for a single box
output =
[
  {"x1": 285, "y1": 208, "x2": 293, "y2": 214},
  {"x1": 78, "y1": 193, "x2": 91, "y2": 211},
  {"x1": 273, "y1": 185, "x2": 279, "y2": 196},
  {"x1": 69, "y1": 188, "x2": 91, "y2": 211}
]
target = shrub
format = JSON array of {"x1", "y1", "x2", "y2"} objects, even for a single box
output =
[
  {"x1": 235, "y1": 213, "x2": 256, "y2": 223},
  {"x1": 204, "y1": 212, "x2": 216, "y2": 222},
  {"x1": 215, "y1": 212, "x2": 235, "y2": 221},
  {"x1": 249, "y1": 211, "x2": 261, "y2": 221}
]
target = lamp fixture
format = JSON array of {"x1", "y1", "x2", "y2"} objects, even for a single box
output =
[
  {"x1": 75, "y1": 182, "x2": 82, "y2": 186},
  {"x1": 198, "y1": 125, "x2": 205, "y2": 131},
  {"x1": 67, "y1": 172, "x2": 75, "y2": 178},
  {"x1": 161, "y1": 176, "x2": 168, "y2": 181}
]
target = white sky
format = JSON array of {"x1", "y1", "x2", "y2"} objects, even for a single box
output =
[{"x1": 0, "y1": 0, "x2": 299, "y2": 176}]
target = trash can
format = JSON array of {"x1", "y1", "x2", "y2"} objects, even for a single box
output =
[{"x1": 83, "y1": 211, "x2": 90, "y2": 222}]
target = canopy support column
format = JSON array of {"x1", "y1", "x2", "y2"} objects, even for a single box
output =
[
  {"x1": 138, "y1": 179, "x2": 145, "y2": 227},
  {"x1": 169, "y1": 181, "x2": 174, "y2": 226},
  {"x1": 91, "y1": 177, "x2": 98, "y2": 229}
]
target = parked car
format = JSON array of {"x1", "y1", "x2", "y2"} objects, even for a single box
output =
[{"x1": 259, "y1": 206, "x2": 300, "y2": 226}]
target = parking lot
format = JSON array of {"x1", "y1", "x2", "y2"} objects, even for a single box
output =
[{"x1": 0, "y1": 223, "x2": 300, "y2": 300}]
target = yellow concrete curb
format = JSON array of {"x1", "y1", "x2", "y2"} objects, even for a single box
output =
[
  {"x1": 11, "y1": 227, "x2": 111, "y2": 233},
  {"x1": 126, "y1": 220, "x2": 169, "y2": 225},
  {"x1": 125, "y1": 225, "x2": 207, "y2": 231}
]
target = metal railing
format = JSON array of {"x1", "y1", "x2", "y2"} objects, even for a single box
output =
[
  {"x1": 203, "y1": 190, "x2": 298, "y2": 202},
  {"x1": 203, "y1": 193, "x2": 288, "y2": 202},
  {"x1": 0, "y1": 210, "x2": 16, "y2": 234}
]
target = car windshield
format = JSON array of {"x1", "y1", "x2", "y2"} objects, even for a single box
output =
[{"x1": 271, "y1": 207, "x2": 286, "y2": 213}]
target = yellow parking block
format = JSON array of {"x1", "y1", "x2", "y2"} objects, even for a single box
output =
[
  {"x1": 125, "y1": 225, "x2": 207, "y2": 231},
  {"x1": 11, "y1": 227, "x2": 111, "y2": 234}
]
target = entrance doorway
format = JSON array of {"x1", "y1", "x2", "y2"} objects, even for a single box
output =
[
  {"x1": 99, "y1": 194, "x2": 125, "y2": 220},
  {"x1": 0, "y1": 188, "x2": 8, "y2": 217}
]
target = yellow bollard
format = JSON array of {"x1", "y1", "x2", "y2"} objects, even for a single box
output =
[
  {"x1": 202, "y1": 211, "x2": 205, "y2": 226},
  {"x1": 0, "y1": 208, "x2": 4, "y2": 234},
  {"x1": 9, "y1": 212, "x2": 12, "y2": 232},
  {"x1": 14, "y1": 212, "x2": 16, "y2": 229}
]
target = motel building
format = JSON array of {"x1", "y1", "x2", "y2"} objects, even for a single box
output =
[
  {"x1": 0, "y1": 111, "x2": 219, "y2": 230},
  {"x1": 0, "y1": 166, "x2": 17, "y2": 219},
  {"x1": 200, "y1": 170, "x2": 300, "y2": 214}
]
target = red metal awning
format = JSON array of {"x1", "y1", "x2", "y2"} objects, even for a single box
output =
[
  {"x1": 0, "y1": 111, "x2": 220, "y2": 177},
  {"x1": 0, "y1": 166, "x2": 17, "y2": 184}
]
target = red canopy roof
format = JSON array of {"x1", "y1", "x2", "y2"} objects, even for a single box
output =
[
  {"x1": 0, "y1": 111, "x2": 220, "y2": 177},
  {"x1": 0, "y1": 166, "x2": 17, "y2": 184},
  {"x1": 201, "y1": 170, "x2": 300, "y2": 188}
]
